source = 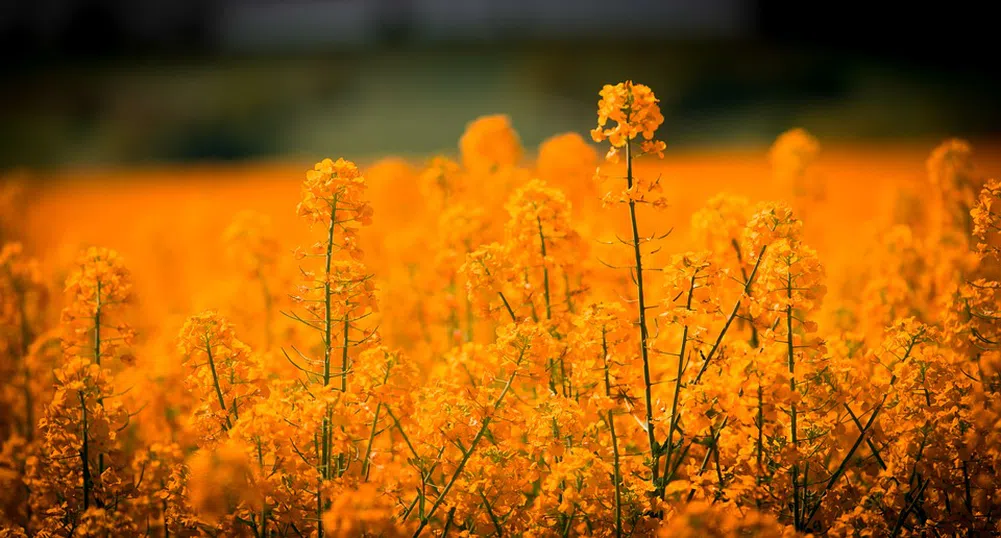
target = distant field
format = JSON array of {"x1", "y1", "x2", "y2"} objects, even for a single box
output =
[{"x1": 14, "y1": 140, "x2": 1001, "y2": 321}]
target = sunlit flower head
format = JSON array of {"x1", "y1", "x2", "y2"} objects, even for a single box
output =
[
  {"x1": 297, "y1": 157, "x2": 373, "y2": 227},
  {"x1": 590, "y1": 81, "x2": 666, "y2": 161}
]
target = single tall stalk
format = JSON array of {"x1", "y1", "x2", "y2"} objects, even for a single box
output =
[
  {"x1": 786, "y1": 274, "x2": 801, "y2": 529},
  {"x1": 79, "y1": 391, "x2": 92, "y2": 510},
  {"x1": 624, "y1": 138, "x2": 661, "y2": 497},
  {"x1": 94, "y1": 281, "x2": 106, "y2": 478},
  {"x1": 537, "y1": 216, "x2": 565, "y2": 395},
  {"x1": 318, "y1": 200, "x2": 337, "y2": 538}
]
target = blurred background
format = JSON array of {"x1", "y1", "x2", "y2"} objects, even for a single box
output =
[{"x1": 1, "y1": 0, "x2": 998, "y2": 168}]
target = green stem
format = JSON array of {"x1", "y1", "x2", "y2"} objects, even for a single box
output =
[
  {"x1": 624, "y1": 138, "x2": 661, "y2": 498},
  {"x1": 480, "y1": 262, "x2": 518, "y2": 323},
  {"x1": 602, "y1": 329, "x2": 623, "y2": 538},
  {"x1": 803, "y1": 337, "x2": 920, "y2": 529},
  {"x1": 786, "y1": 275, "x2": 801, "y2": 529},
  {"x1": 205, "y1": 344, "x2": 233, "y2": 431},
  {"x1": 890, "y1": 478, "x2": 929, "y2": 537},
  {"x1": 362, "y1": 402, "x2": 382, "y2": 481},
  {"x1": 440, "y1": 507, "x2": 457, "y2": 538},
  {"x1": 537, "y1": 216, "x2": 553, "y2": 321},
  {"x1": 79, "y1": 391, "x2": 92, "y2": 510},
  {"x1": 318, "y1": 200, "x2": 337, "y2": 538},
  {"x1": 685, "y1": 419, "x2": 727, "y2": 502},
  {"x1": 362, "y1": 360, "x2": 394, "y2": 481},
  {"x1": 340, "y1": 315, "x2": 350, "y2": 392},
  {"x1": 257, "y1": 439, "x2": 269, "y2": 538},
  {"x1": 537, "y1": 216, "x2": 565, "y2": 396},
  {"x1": 480, "y1": 491, "x2": 504, "y2": 537},
  {"x1": 411, "y1": 350, "x2": 525, "y2": 537},
  {"x1": 563, "y1": 272, "x2": 575, "y2": 315},
  {"x1": 756, "y1": 382, "x2": 764, "y2": 508},
  {"x1": 962, "y1": 460, "x2": 973, "y2": 525},
  {"x1": 844, "y1": 404, "x2": 888, "y2": 470},
  {"x1": 336, "y1": 315, "x2": 350, "y2": 477},
  {"x1": 663, "y1": 272, "x2": 697, "y2": 493},
  {"x1": 731, "y1": 239, "x2": 760, "y2": 348},
  {"x1": 94, "y1": 281, "x2": 102, "y2": 367},
  {"x1": 498, "y1": 293, "x2": 517, "y2": 322},
  {"x1": 94, "y1": 281, "x2": 106, "y2": 478},
  {"x1": 693, "y1": 245, "x2": 767, "y2": 385}
]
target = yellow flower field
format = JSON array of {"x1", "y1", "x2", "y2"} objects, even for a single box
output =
[{"x1": 2, "y1": 81, "x2": 1001, "y2": 537}]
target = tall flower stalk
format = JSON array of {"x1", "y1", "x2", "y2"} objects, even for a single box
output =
[
  {"x1": 285, "y1": 158, "x2": 377, "y2": 537},
  {"x1": 591, "y1": 81, "x2": 668, "y2": 498}
]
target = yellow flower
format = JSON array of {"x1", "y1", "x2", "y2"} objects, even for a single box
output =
[{"x1": 591, "y1": 81, "x2": 665, "y2": 149}]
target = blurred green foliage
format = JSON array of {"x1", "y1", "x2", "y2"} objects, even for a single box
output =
[{"x1": 1, "y1": 41, "x2": 997, "y2": 167}]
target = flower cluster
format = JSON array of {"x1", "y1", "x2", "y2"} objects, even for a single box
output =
[{"x1": 590, "y1": 81, "x2": 666, "y2": 161}]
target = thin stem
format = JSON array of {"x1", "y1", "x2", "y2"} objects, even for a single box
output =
[
  {"x1": 362, "y1": 401, "x2": 383, "y2": 481},
  {"x1": 843, "y1": 403, "x2": 892, "y2": 475},
  {"x1": 360, "y1": 358, "x2": 390, "y2": 480},
  {"x1": 602, "y1": 329, "x2": 623, "y2": 538},
  {"x1": 803, "y1": 337, "x2": 921, "y2": 529},
  {"x1": 257, "y1": 439, "x2": 269, "y2": 538},
  {"x1": 440, "y1": 507, "x2": 457, "y2": 538},
  {"x1": 731, "y1": 239, "x2": 760, "y2": 348},
  {"x1": 481, "y1": 264, "x2": 518, "y2": 323},
  {"x1": 756, "y1": 381, "x2": 764, "y2": 508},
  {"x1": 563, "y1": 272, "x2": 575, "y2": 315},
  {"x1": 537, "y1": 216, "x2": 566, "y2": 396},
  {"x1": 693, "y1": 245, "x2": 767, "y2": 385},
  {"x1": 625, "y1": 138, "x2": 661, "y2": 498},
  {"x1": 663, "y1": 272, "x2": 697, "y2": 493},
  {"x1": 79, "y1": 391, "x2": 92, "y2": 510},
  {"x1": 94, "y1": 280, "x2": 102, "y2": 366},
  {"x1": 962, "y1": 460, "x2": 973, "y2": 524},
  {"x1": 499, "y1": 294, "x2": 517, "y2": 322},
  {"x1": 316, "y1": 469, "x2": 323, "y2": 538},
  {"x1": 336, "y1": 315, "x2": 350, "y2": 477},
  {"x1": 411, "y1": 351, "x2": 524, "y2": 537},
  {"x1": 480, "y1": 491, "x2": 504, "y2": 537},
  {"x1": 685, "y1": 418, "x2": 727, "y2": 502},
  {"x1": 786, "y1": 274, "x2": 801, "y2": 529},
  {"x1": 318, "y1": 200, "x2": 337, "y2": 538},
  {"x1": 205, "y1": 344, "x2": 233, "y2": 431},
  {"x1": 537, "y1": 216, "x2": 553, "y2": 321},
  {"x1": 890, "y1": 478, "x2": 929, "y2": 537},
  {"x1": 94, "y1": 281, "x2": 105, "y2": 478}
]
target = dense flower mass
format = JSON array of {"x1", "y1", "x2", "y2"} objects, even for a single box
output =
[{"x1": 2, "y1": 81, "x2": 1001, "y2": 538}]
